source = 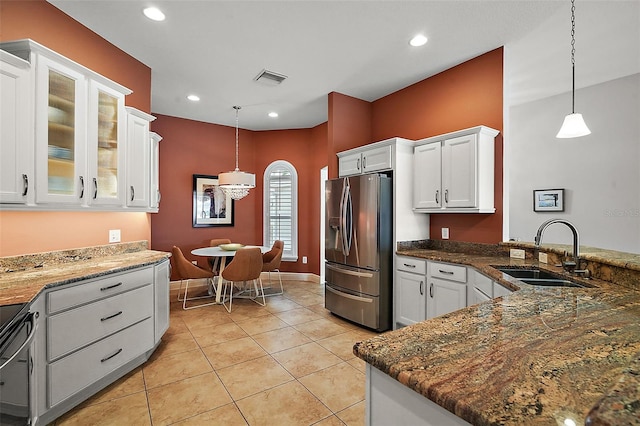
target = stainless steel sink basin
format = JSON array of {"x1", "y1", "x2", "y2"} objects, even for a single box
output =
[
  {"x1": 494, "y1": 267, "x2": 586, "y2": 288},
  {"x1": 518, "y1": 278, "x2": 585, "y2": 288}
]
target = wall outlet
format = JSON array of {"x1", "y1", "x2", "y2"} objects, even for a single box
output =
[
  {"x1": 441, "y1": 228, "x2": 450, "y2": 240},
  {"x1": 538, "y1": 252, "x2": 548, "y2": 264},
  {"x1": 510, "y1": 248, "x2": 525, "y2": 259},
  {"x1": 302, "y1": 256, "x2": 308, "y2": 264},
  {"x1": 108, "y1": 229, "x2": 121, "y2": 243}
]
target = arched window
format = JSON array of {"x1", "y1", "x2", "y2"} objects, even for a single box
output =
[{"x1": 263, "y1": 160, "x2": 298, "y2": 261}]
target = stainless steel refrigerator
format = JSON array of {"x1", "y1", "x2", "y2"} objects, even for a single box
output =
[{"x1": 324, "y1": 173, "x2": 392, "y2": 332}]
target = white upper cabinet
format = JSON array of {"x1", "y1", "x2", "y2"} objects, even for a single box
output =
[
  {"x1": 338, "y1": 145, "x2": 393, "y2": 177},
  {"x1": 149, "y1": 132, "x2": 163, "y2": 211},
  {"x1": 125, "y1": 107, "x2": 155, "y2": 208},
  {"x1": 0, "y1": 40, "x2": 170, "y2": 212},
  {"x1": 0, "y1": 51, "x2": 32, "y2": 204},
  {"x1": 413, "y1": 126, "x2": 499, "y2": 213}
]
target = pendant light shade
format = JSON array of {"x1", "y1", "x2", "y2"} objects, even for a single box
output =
[
  {"x1": 219, "y1": 106, "x2": 255, "y2": 200},
  {"x1": 556, "y1": 0, "x2": 591, "y2": 139}
]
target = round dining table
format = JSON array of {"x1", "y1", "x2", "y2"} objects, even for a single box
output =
[{"x1": 191, "y1": 245, "x2": 271, "y2": 303}]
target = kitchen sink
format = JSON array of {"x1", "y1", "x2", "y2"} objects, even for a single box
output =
[{"x1": 494, "y1": 267, "x2": 586, "y2": 288}]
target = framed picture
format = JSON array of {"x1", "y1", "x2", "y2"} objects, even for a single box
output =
[
  {"x1": 533, "y1": 189, "x2": 564, "y2": 212},
  {"x1": 193, "y1": 174, "x2": 234, "y2": 227}
]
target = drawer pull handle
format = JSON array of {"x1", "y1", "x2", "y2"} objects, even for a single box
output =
[
  {"x1": 100, "y1": 282, "x2": 123, "y2": 291},
  {"x1": 438, "y1": 269, "x2": 454, "y2": 275},
  {"x1": 101, "y1": 311, "x2": 123, "y2": 322},
  {"x1": 419, "y1": 280, "x2": 424, "y2": 296},
  {"x1": 100, "y1": 348, "x2": 123, "y2": 363},
  {"x1": 22, "y1": 174, "x2": 29, "y2": 196},
  {"x1": 403, "y1": 263, "x2": 416, "y2": 268}
]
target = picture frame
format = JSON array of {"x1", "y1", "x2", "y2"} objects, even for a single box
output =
[
  {"x1": 533, "y1": 189, "x2": 564, "y2": 212},
  {"x1": 193, "y1": 174, "x2": 234, "y2": 227}
]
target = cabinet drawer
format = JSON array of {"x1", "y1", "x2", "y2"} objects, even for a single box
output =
[
  {"x1": 396, "y1": 257, "x2": 426, "y2": 275},
  {"x1": 48, "y1": 266, "x2": 153, "y2": 314},
  {"x1": 48, "y1": 284, "x2": 153, "y2": 361},
  {"x1": 429, "y1": 261, "x2": 466, "y2": 283},
  {"x1": 48, "y1": 317, "x2": 154, "y2": 407},
  {"x1": 474, "y1": 272, "x2": 493, "y2": 297}
]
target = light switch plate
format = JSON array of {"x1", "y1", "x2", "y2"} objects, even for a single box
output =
[
  {"x1": 538, "y1": 252, "x2": 548, "y2": 264},
  {"x1": 441, "y1": 228, "x2": 449, "y2": 240},
  {"x1": 510, "y1": 248, "x2": 525, "y2": 259},
  {"x1": 108, "y1": 229, "x2": 121, "y2": 243}
]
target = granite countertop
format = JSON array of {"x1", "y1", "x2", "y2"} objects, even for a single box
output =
[
  {"x1": 354, "y1": 245, "x2": 640, "y2": 425},
  {"x1": 0, "y1": 241, "x2": 170, "y2": 306}
]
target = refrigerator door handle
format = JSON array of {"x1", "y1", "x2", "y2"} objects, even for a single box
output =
[
  {"x1": 326, "y1": 286, "x2": 373, "y2": 303},
  {"x1": 326, "y1": 263, "x2": 373, "y2": 278},
  {"x1": 338, "y1": 179, "x2": 348, "y2": 255},
  {"x1": 344, "y1": 182, "x2": 353, "y2": 255}
]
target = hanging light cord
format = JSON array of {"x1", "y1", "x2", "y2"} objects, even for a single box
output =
[
  {"x1": 570, "y1": 0, "x2": 576, "y2": 113},
  {"x1": 233, "y1": 105, "x2": 241, "y2": 171}
]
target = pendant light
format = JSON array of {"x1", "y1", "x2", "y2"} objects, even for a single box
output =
[
  {"x1": 556, "y1": 0, "x2": 591, "y2": 138},
  {"x1": 218, "y1": 106, "x2": 255, "y2": 200}
]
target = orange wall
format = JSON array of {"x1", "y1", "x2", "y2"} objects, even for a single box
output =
[
  {"x1": 0, "y1": 0, "x2": 153, "y2": 257},
  {"x1": 327, "y1": 48, "x2": 504, "y2": 244},
  {"x1": 327, "y1": 92, "x2": 373, "y2": 178},
  {"x1": 373, "y1": 48, "x2": 503, "y2": 243},
  {"x1": 150, "y1": 115, "x2": 328, "y2": 276}
]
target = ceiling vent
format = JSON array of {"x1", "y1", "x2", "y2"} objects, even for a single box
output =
[{"x1": 254, "y1": 69, "x2": 287, "y2": 86}]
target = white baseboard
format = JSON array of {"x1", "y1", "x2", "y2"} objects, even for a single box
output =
[{"x1": 170, "y1": 272, "x2": 320, "y2": 293}]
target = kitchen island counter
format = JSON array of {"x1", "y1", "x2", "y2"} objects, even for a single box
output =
[{"x1": 354, "y1": 244, "x2": 640, "y2": 425}]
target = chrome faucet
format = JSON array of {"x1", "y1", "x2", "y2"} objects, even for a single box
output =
[{"x1": 534, "y1": 219, "x2": 584, "y2": 274}]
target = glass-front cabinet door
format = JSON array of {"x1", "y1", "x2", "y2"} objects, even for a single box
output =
[
  {"x1": 87, "y1": 81, "x2": 126, "y2": 205},
  {"x1": 35, "y1": 56, "x2": 87, "y2": 204}
]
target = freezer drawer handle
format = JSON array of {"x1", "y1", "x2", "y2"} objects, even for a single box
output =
[
  {"x1": 326, "y1": 264, "x2": 373, "y2": 278},
  {"x1": 326, "y1": 286, "x2": 373, "y2": 303},
  {"x1": 438, "y1": 269, "x2": 455, "y2": 275}
]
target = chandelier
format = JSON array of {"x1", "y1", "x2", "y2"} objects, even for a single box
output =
[
  {"x1": 218, "y1": 106, "x2": 255, "y2": 200},
  {"x1": 556, "y1": 0, "x2": 591, "y2": 138}
]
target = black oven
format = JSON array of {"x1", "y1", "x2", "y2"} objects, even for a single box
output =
[{"x1": 0, "y1": 304, "x2": 38, "y2": 426}]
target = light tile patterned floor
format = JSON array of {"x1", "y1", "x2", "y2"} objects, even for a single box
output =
[{"x1": 53, "y1": 280, "x2": 380, "y2": 425}]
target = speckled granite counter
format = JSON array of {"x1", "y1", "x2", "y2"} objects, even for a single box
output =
[
  {"x1": 0, "y1": 241, "x2": 170, "y2": 306},
  {"x1": 354, "y1": 242, "x2": 640, "y2": 426}
]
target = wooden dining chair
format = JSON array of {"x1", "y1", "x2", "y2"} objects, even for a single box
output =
[
  {"x1": 207, "y1": 238, "x2": 231, "y2": 272},
  {"x1": 262, "y1": 240, "x2": 284, "y2": 296},
  {"x1": 220, "y1": 247, "x2": 265, "y2": 313},
  {"x1": 172, "y1": 246, "x2": 216, "y2": 310}
]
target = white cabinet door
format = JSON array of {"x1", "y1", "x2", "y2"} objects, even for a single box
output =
[
  {"x1": 0, "y1": 52, "x2": 32, "y2": 204},
  {"x1": 125, "y1": 107, "x2": 155, "y2": 208},
  {"x1": 427, "y1": 277, "x2": 467, "y2": 319},
  {"x1": 413, "y1": 142, "x2": 442, "y2": 209},
  {"x1": 86, "y1": 81, "x2": 126, "y2": 206},
  {"x1": 338, "y1": 152, "x2": 362, "y2": 177},
  {"x1": 35, "y1": 55, "x2": 87, "y2": 204},
  {"x1": 149, "y1": 132, "x2": 163, "y2": 210},
  {"x1": 154, "y1": 259, "x2": 170, "y2": 341},
  {"x1": 396, "y1": 270, "x2": 426, "y2": 327},
  {"x1": 442, "y1": 134, "x2": 477, "y2": 208},
  {"x1": 493, "y1": 282, "x2": 513, "y2": 298},
  {"x1": 362, "y1": 145, "x2": 392, "y2": 173}
]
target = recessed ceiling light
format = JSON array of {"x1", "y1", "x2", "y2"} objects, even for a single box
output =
[
  {"x1": 268, "y1": 112, "x2": 279, "y2": 118},
  {"x1": 409, "y1": 34, "x2": 428, "y2": 47},
  {"x1": 187, "y1": 94, "x2": 200, "y2": 101},
  {"x1": 143, "y1": 7, "x2": 165, "y2": 21}
]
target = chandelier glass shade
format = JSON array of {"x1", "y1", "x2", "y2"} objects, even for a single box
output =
[
  {"x1": 556, "y1": 0, "x2": 591, "y2": 139},
  {"x1": 219, "y1": 106, "x2": 255, "y2": 200}
]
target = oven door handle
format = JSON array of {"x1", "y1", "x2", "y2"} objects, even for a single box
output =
[{"x1": 0, "y1": 312, "x2": 37, "y2": 372}]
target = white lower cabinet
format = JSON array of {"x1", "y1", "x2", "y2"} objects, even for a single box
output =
[
  {"x1": 426, "y1": 261, "x2": 467, "y2": 319},
  {"x1": 395, "y1": 256, "x2": 427, "y2": 328},
  {"x1": 33, "y1": 261, "x2": 169, "y2": 424},
  {"x1": 493, "y1": 281, "x2": 514, "y2": 298}
]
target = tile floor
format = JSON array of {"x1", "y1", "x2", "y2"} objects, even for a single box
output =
[{"x1": 53, "y1": 280, "x2": 380, "y2": 426}]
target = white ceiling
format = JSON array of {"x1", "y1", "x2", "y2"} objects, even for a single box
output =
[{"x1": 46, "y1": 1, "x2": 634, "y2": 131}]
